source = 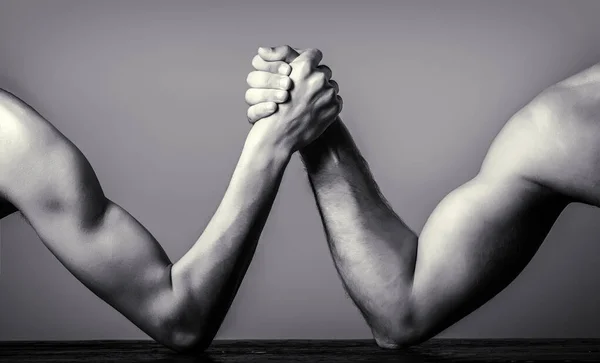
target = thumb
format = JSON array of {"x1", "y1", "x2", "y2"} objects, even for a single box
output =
[{"x1": 290, "y1": 48, "x2": 323, "y2": 69}]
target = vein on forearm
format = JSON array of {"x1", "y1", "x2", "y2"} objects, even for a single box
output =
[{"x1": 301, "y1": 119, "x2": 418, "y2": 325}]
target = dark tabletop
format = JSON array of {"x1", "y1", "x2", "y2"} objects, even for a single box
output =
[{"x1": 2, "y1": 339, "x2": 600, "y2": 363}]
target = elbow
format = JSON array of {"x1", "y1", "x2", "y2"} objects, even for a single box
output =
[
  {"x1": 370, "y1": 310, "x2": 428, "y2": 350},
  {"x1": 162, "y1": 328, "x2": 213, "y2": 354},
  {"x1": 149, "y1": 272, "x2": 218, "y2": 354},
  {"x1": 373, "y1": 325, "x2": 425, "y2": 350},
  {"x1": 150, "y1": 311, "x2": 215, "y2": 353}
]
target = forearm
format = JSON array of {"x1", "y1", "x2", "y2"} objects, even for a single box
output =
[
  {"x1": 300, "y1": 119, "x2": 419, "y2": 338},
  {"x1": 169, "y1": 125, "x2": 290, "y2": 348},
  {"x1": 90, "y1": 128, "x2": 291, "y2": 351}
]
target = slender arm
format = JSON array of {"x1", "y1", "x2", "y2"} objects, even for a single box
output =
[{"x1": 0, "y1": 89, "x2": 291, "y2": 352}]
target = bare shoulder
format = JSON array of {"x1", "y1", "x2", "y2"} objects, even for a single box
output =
[
  {"x1": 0, "y1": 89, "x2": 62, "y2": 164},
  {"x1": 479, "y1": 63, "x2": 600, "y2": 205},
  {"x1": 0, "y1": 89, "x2": 104, "y2": 212}
]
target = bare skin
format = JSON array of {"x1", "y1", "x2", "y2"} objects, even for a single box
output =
[
  {"x1": 0, "y1": 48, "x2": 340, "y2": 353},
  {"x1": 249, "y1": 46, "x2": 600, "y2": 348}
]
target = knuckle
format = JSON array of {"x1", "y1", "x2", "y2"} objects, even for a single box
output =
[
  {"x1": 277, "y1": 74, "x2": 291, "y2": 89},
  {"x1": 309, "y1": 73, "x2": 326, "y2": 89},
  {"x1": 246, "y1": 72, "x2": 255, "y2": 85},
  {"x1": 270, "y1": 45, "x2": 292, "y2": 59},
  {"x1": 306, "y1": 47, "x2": 321, "y2": 56},
  {"x1": 244, "y1": 89, "x2": 254, "y2": 103},
  {"x1": 297, "y1": 59, "x2": 312, "y2": 72},
  {"x1": 330, "y1": 79, "x2": 339, "y2": 90},
  {"x1": 248, "y1": 72, "x2": 261, "y2": 86},
  {"x1": 324, "y1": 87, "x2": 336, "y2": 100},
  {"x1": 262, "y1": 102, "x2": 275, "y2": 113},
  {"x1": 274, "y1": 61, "x2": 290, "y2": 75},
  {"x1": 259, "y1": 103, "x2": 269, "y2": 114},
  {"x1": 308, "y1": 48, "x2": 323, "y2": 61},
  {"x1": 275, "y1": 90, "x2": 288, "y2": 102},
  {"x1": 268, "y1": 73, "x2": 278, "y2": 87},
  {"x1": 251, "y1": 54, "x2": 262, "y2": 69}
]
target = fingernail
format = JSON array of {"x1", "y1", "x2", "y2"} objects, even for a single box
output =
[
  {"x1": 267, "y1": 103, "x2": 276, "y2": 111},
  {"x1": 279, "y1": 77, "x2": 291, "y2": 89},
  {"x1": 277, "y1": 91, "x2": 287, "y2": 101},
  {"x1": 278, "y1": 64, "x2": 291, "y2": 75}
]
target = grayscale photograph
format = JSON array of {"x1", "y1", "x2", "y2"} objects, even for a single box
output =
[{"x1": 1, "y1": 0, "x2": 600, "y2": 362}]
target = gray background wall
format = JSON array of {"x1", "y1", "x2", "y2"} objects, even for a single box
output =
[{"x1": 1, "y1": 0, "x2": 600, "y2": 341}]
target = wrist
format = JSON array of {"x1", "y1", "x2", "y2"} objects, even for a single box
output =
[
  {"x1": 300, "y1": 117, "x2": 347, "y2": 169},
  {"x1": 244, "y1": 124, "x2": 293, "y2": 167}
]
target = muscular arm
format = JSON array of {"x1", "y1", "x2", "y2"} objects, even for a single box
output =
[
  {"x1": 0, "y1": 89, "x2": 290, "y2": 352},
  {"x1": 300, "y1": 115, "x2": 569, "y2": 348},
  {"x1": 247, "y1": 45, "x2": 600, "y2": 349}
]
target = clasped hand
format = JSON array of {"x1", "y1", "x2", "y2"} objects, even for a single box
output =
[{"x1": 244, "y1": 45, "x2": 342, "y2": 154}]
